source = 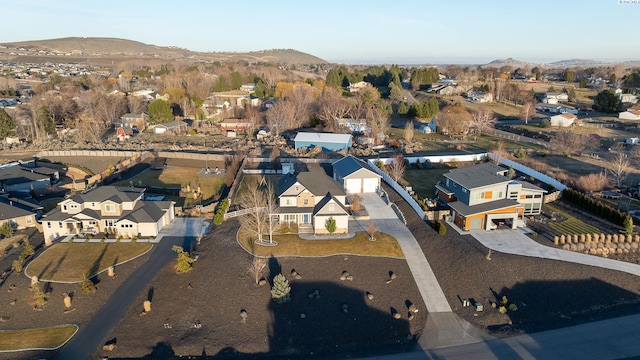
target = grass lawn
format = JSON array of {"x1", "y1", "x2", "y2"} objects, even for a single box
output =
[
  {"x1": 402, "y1": 168, "x2": 449, "y2": 199},
  {"x1": 113, "y1": 167, "x2": 225, "y2": 207},
  {"x1": 26, "y1": 243, "x2": 152, "y2": 282},
  {"x1": 0, "y1": 325, "x2": 78, "y2": 351},
  {"x1": 238, "y1": 228, "x2": 404, "y2": 258},
  {"x1": 233, "y1": 175, "x2": 282, "y2": 203},
  {"x1": 544, "y1": 204, "x2": 601, "y2": 235}
]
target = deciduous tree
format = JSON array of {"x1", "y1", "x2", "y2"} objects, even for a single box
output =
[
  {"x1": 518, "y1": 101, "x2": 536, "y2": 124},
  {"x1": 436, "y1": 104, "x2": 472, "y2": 136},
  {"x1": 0, "y1": 108, "x2": 15, "y2": 138},
  {"x1": 470, "y1": 108, "x2": 496, "y2": 137},
  {"x1": 387, "y1": 153, "x2": 406, "y2": 182}
]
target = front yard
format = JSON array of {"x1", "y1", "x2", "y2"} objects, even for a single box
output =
[{"x1": 25, "y1": 242, "x2": 153, "y2": 282}]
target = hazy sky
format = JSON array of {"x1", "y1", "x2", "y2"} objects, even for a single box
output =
[{"x1": 2, "y1": 0, "x2": 638, "y2": 64}]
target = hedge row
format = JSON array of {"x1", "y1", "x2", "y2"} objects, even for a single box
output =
[{"x1": 562, "y1": 188, "x2": 630, "y2": 227}]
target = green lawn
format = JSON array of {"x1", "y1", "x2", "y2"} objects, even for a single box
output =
[
  {"x1": 238, "y1": 228, "x2": 404, "y2": 258},
  {"x1": 113, "y1": 167, "x2": 225, "y2": 207},
  {"x1": 26, "y1": 243, "x2": 152, "y2": 282},
  {"x1": 0, "y1": 325, "x2": 78, "y2": 351},
  {"x1": 545, "y1": 204, "x2": 601, "y2": 235},
  {"x1": 402, "y1": 168, "x2": 450, "y2": 199}
]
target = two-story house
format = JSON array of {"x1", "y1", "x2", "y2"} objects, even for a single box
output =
[
  {"x1": 435, "y1": 162, "x2": 546, "y2": 231},
  {"x1": 42, "y1": 186, "x2": 174, "y2": 242},
  {"x1": 275, "y1": 172, "x2": 349, "y2": 234}
]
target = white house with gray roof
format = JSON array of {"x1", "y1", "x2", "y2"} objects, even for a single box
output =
[
  {"x1": 332, "y1": 155, "x2": 381, "y2": 194},
  {"x1": 42, "y1": 186, "x2": 174, "y2": 242},
  {"x1": 275, "y1": 171, "x2": 349, "y2": 234}
]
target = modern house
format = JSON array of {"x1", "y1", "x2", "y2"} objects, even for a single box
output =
[
  {"x1": 275, "y1": 172, "x2": 349, "y2": 234},
  {"x1": 550, "y1": 113, "x2": 577, "y2": 127},
  {"x1": 467, "y1": 90, "x2": 493, "y2": 103},
  {"x1": 240, "y1": 83, "x2": 257, "y2": 93},
  {"x1": 42, "y1": 186, "x2": 175, "y2": 242},
  {"x1": 619, "y1": 108, "x2": 640, "y2": 121},
  {"x1": 539, "y1": 92, "x2": 569, "y2": 104},
  {"x1": 332, "y1": 155, "x2": 381, "y2": 194},
  {"x1": 436, "y1": 162, "x2": 546, "y2": 231},
  {"x1": 294, "y1": 132, "x2": 352, "y2": 151},
  {"x1": 0, "y1": 161, "x2": 59, "y2": 193},
  {"x1": 154, "y1": 120, "x2": 188, "y2": 134}
]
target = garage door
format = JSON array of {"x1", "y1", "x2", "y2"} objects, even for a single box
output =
[
  {"x1": 362, "y1": 178, "x2": 379, "y2": 193},
  {"x1": 469, "y1": 217, "x2": 483, "y2": 230},
  {"x1": 345, "y1": 179, "x2": 361, "y2": 194}
]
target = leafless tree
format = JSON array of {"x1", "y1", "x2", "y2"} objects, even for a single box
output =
[
  {"x1": 368, "y1": 107, "x2": 390, "y2": 143},
  {"x1": 403, "y1": 120, "x2": 414, "y2": 143},
  {"x1": 366, "y1": 223, "x2": 378, "y2": 241},
  {"x1": 550, "y1": 130, "x2": 592, "y2": 156},
  {"x1": 314, "y1": 87, "x2": 353, "y2": 132},
  {"x1": 351, "y1": 83, "x2": 380, "y2": 119},
  {"x1": 243, "y1": 104, "x2": 263, "y2": 136},
  {"x1": 238, "y1": 178, "x2": 268, "y2": 243},
  {"x1": 387, "y1": 153, "x2": 406, "y2": 182},
  {"x1": 97, "y1": 94, "x2": 128, "y2": 128},
  {"x1": 266, "y1": 100, "x2": 296, "y2": 136},
  {"x1": 574, "y1": 172, "x2": 609, "y2": 192},
  {"x1": 288, "y1": 84, "x2": 315, "y2": 128},
  {"x1": 248, "y1": 255, "x2": 268, "y2": 285},
  {"x1": 470, "y1": 108, "x2": 496, "y2": 138},
  {"x1": 608, "y1": 153, "x2": 630, "y2": 188},
  {"x1": 518, "y1": 101, "x2": 536, "y2": 124},
  {"x1": 436, "y1": 105, "x2": 472, "y2": 136}
]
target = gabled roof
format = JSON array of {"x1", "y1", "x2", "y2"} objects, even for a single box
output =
[
  {"x1": 0, "y1": 165, "x2": 50, "y2": 185},
  {"x1": 444, "y1": 162, "x2": 510, "y2": 190},
  {"x1": 313, "y1": 193, "x2": 349, "y2": 216},
  {"x1": 0, "y1": 201, "x2": 33, "y2": 221},
  {"x1": 332, "y1": 155, "x2": 380, "y2": 179},
  {"x1": 69, "y1": 186, "x2": 144, "y2": 205},
  {"x1": 294, "y1": 132, "x2": 352, "y2": 144},
  {"x1": 278, "y1": 171, "x2": 345, "y2": 197},
  {"x1": 120, "y1": 201, "x2": 170, "y2": 223}
]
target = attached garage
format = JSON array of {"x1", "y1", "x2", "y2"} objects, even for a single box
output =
[{"x1": 332, "y1": 155, "x2": 382, "y2": 194}]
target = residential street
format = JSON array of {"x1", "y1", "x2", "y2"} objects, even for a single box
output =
[{"x1": 57, "y1": 218, "x2": 209, "y2": 360}]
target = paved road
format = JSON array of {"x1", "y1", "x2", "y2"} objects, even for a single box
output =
[
  {"x1": 57, "y1": 218, "x2": 209, "y2": 360},
  {"x1": 358, "y1": 194, "x2": 486, "y2": 349}
]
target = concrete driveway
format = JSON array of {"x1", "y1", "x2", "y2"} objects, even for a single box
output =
[
  {"x1": 358, "y1": 193, "x2": 486, "y2": 348},
  {"x1": 466, "y1": 227, "x2": 640, "y2": 277}
]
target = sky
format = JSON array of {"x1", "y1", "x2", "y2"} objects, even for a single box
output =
[{"x1": 1, "y1": 0, "x2": 639, "y2": 64}]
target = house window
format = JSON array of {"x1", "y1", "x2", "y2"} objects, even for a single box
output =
[
  {"x1": 534, "y1": 194, "x2": 542, "y2": 198},
  {"x1": 62, "y1": 205, "x2": 67, "y2": 211},
  {"x1": 509, "y1": 192, "x2": 518, "y2": 199},
  {"x1": 26, "y1": 217, "x2": 33, "y2": 224},
  {"x1": 283, "y1": 214, "x2": 296, "y2": 222},
  {"x1": 47, "y1": 222, "x2": 51, "y2": 229},
  {"x1": 295, "y1": 186, "x2": 299, "y2": 192},
  {"x1": 58, "y1": 222, "x2": 63, "y2": 228},
  {"x1": 71, "y1": 204, "x2": 78, "y2": 209},
  {"x1": 525, "y1": 194, "x2": 534, "y2": 199},
  {"x1": 105, "y1": 204, "x2": 115, "y2": 212},
  {"x1": 303, "y1": 199, "x2": 309, "y2": 205},
  {"x1": 286, "y1": 199, "x2": 292, "y2": 206},
  {"x1": 105, "y1": 219, "x2": 116, "y2": 227}
]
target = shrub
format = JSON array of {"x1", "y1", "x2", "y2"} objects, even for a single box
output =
[
  {"x1": 437, "y1": 221, "x2": 447, "y2": 235},
  {"x1": 515, "y1": 148, "x2": 526, "y2": 159},
  {"x1": 11, "y1": 259, "x2": 23, "y2": 272},
  {"x1": 271, "y1": 273, "x2": 291, "y2": 304},
  {"x1": 80, "y1": 273, "x2": 96, "y2": 294},
  {"x1": 498, "y1": 306, "x2": 507, "y2": 314},
  {"x1": 508, "y1": 303, "x2": 518, "y2": 312},
  {"x1": 172, "y1": 245, "x2": 195, "y2": 274},
  {"x1": 539, "y1": 119, "x2": 551, "y2": 128},
  {"x1": 0, "y1": 222, "x2": 14, "y2": 237},
  {"x1": 325, "y1": 217, "x2": 337, "y2": 234}
]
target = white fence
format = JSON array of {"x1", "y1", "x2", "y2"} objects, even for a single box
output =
[
  {"x1": 374, "y1": 152, "x2": 488, "y2": 165},
  {"x1": 367, "y1": 159, "x2": 424, "y2": 219},
  {"x1": 488, "y1": 153, "x2": 566, "y2": 191}
]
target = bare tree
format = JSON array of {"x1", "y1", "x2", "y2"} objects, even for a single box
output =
[
  {"x1": 387, "y1": 153, "x2": 406, "y2": 182},
  {"x1": 314, "y1": 87, "x2": 352, "y2": 131},
  {"x1": 575, "y1": 172, "x2": 609, "y2": 192},
  {"x1": 403, "y1": 120, "x2": 414, "y2": 142},
  {"x1": 518, "y1": 101, "x2": 536, "y2": 124},
  {"x1": 609, "y1": 153, "x2": 630, "y2": 188},
  {"x1": 368, "y1": 107, "x2": 390, "y2": 144},
  {"x1": 238, "y1": 178, "x2": 268, "y2": 243},
  {"x1": 288, "y1": 84, "x2": 315, "y2": 128},
  {"x1": 243, "y1": 104, "x2": 263, "y2": 136},
  {"x1": 470, "y1": 108, "x2": 496, "y2": 138},
  {"x1": 366, "y1": 223, "x2": 378, "y2": 241},
  {"x1": 436, "y1": 105, "x2": 472, "y2": 136},
  {"x1": 248, "y1": 256, "x2": 268, "y2": 285},
  {"x1": 266, "y1": 100, "x2": 296, "y2": 136},
  {"x1": 550, "y1": 130, "x2": 592, "y2": 156}
]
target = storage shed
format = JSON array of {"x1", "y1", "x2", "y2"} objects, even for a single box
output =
[{"x1": 294, "y1": 132, "x2": 352, "y2": 151}]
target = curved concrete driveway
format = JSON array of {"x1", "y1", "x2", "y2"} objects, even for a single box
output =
[
  {"x1": 58, "y1": 217, "x2": 210, "y2": 360},
  {"x1": 358, "y1": 194, "x2": 486, "y2": 349},
  {"x1": 466, "y1": 227, "x2": 640, "y2": 276}
]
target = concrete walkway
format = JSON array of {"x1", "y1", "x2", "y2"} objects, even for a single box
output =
[
  {"x1": 359, "y1": 194, "x2": 486, "y2": 348},
  {"x1": 460, "y1": 226, "x2": 640, "y2": 277}
]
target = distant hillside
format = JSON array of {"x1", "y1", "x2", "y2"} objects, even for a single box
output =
[
  {"x1": 0, "y1": 37, "x2": 328, "y2": 65},
  {"x1": 482, "y1": 58, "x2": 534, "y2": 68}
]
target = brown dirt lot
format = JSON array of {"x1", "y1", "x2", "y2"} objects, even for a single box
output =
[
  {"x1": 100, "y1": 218, "x2": 426, "y2": 359},
  {"x1": 387, "y1": 186, "x2": 640, "y2": 338}
]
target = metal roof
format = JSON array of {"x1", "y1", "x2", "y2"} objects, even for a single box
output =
[{"x1": 294, "y1": 132, "x2": 352, "y2": 144}]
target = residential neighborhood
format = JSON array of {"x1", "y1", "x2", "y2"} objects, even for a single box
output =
[{"x1": 1, "y1": 12, "x2": 640, "y2": 360}]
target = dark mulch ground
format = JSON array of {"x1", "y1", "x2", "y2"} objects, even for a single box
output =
[
  {"x1": 387, "y1": 186, "x2": 640, "y2": 338},
  {"x1": 99, "y1": 218, "x2": 426, "y2": 360}
]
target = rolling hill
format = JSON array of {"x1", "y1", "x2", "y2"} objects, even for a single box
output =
[{"x1": 0, "y1": 37, "x2": 328, "y2": 66}]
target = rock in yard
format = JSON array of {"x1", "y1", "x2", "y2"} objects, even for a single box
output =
[
  {"x1": 341, "y1": 304, "x2": 349, "y2": 313},
  {"x1": 366, "y1": 292, "x2": 374, "y2": 301}
]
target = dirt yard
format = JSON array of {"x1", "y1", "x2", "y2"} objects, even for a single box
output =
[{"x1": 99, "y1": 218, "x2": 426, "y2": 359}]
